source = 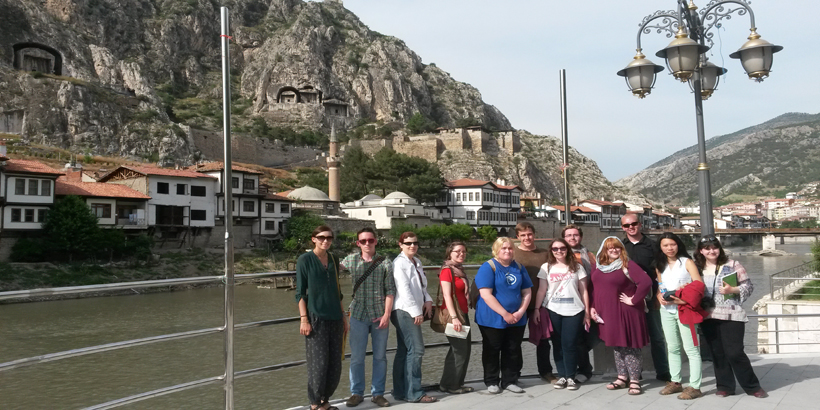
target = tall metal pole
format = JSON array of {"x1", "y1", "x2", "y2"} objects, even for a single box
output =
[
  {"x1": 691, "y1": 69, "x2": 714, "y2": 235},
  {"x1": 220, "y1": 7, "x2": 235, "y2": 410},
  {"x1": 559, "y1": 69, "x2": 571, "y2": 226}
]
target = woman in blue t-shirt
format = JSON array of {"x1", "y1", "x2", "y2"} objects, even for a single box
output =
[{"x1": 475, "y1": 237, "x2": 533, "y2": 394}]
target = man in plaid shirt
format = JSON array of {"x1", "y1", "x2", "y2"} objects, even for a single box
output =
[{"x1": 341, "y1": 227, "x2": 396, "y2": 407}]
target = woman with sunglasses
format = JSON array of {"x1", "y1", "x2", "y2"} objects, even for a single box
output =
[
  {"x1": 589, "y1": 237, "x2": 651, "y2": 396},
  {"x1": 695, "y1": 235, "x2": 767, "y2": 398},
  {"x1": 391, "y1": 232, "x2": 436, "y2": 403},
  {"x1": 475, "y1": 237, "x2": 532, "y2": 394},
  {"x1": 655, "y1": 232, "x2": 703, "y2": 400},
  {"x1": 533, "y1": 238, "x2": 589, "y2": 390},
  {"x1": 437, "y1": 241, "x2": 473, "y2": 394},
  {"x1": 295, "y1": 225, "x2": 348, "y2": 410}
]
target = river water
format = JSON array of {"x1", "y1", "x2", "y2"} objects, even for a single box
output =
[{"x1": 0, "y1": 244, "x2": 813, "y2": 409}]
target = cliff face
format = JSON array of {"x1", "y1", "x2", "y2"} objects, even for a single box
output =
[
  {"x1": 0, "y1": 0, "x2": 510, "y2": 163},
  {"x1": 616, "y1": 112, "x2": 820, "y2": 204}
]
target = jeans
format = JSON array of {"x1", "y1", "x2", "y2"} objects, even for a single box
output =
[
  {"x1": 349, "y1": 316, "x2": 390, "y2": 397},
  {"x1": 440, "y1": 317, "x2": 472, "y2": 390},
  {"x1": 478, "y1": 324, "x2": 526, "y2": 389},
  {"x1": 701, "y1": 319, "x2": 761, "y2": 394},
  {"x1": 646, "y1": 308, "x2": 671, "y2": 381},
  {"x1": 391, "y1": 309, "x2": 425, "y2": 402},
  {"x1": 660, "y1": 308, "x2": 702, "y2": 389},
  {"x1": 548, "y1": 310, "x2": 584, "y2": 379}
]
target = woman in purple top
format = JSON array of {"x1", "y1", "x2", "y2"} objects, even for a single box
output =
[{"x1": 589, "y1": 237, "x2": 652, "y2": 395}]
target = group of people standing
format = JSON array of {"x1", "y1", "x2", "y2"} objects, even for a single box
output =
[{"x1": 294, "y1": 215, "x2": 766, "y2": 409}]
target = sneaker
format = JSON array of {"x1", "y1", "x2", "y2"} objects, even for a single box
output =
[
  {"x1": 371, "y1": 396, "x2": 390, "y2": 407},
  {"x1": 505, "y1": 384, "x2": 524, "y2": 393},
  {"x1": 541, "y1": 373, "x2": 558, "y2": 383},
  {"x1": 487, "y1": 385, "x2": 501, "y2": 394},
  {"x1": 554, "y1": 377, "x2": 567, "y2": 389},
  {"x1": 346, "y1": 394, "x2": 364, "y2": 407},
  {"x1": 566, "y1": 379, "x2": 578, "y2": 390}
]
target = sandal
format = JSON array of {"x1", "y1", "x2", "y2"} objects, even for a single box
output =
[
  {"x1": 607, "y1": 376, "x2": 628, "y2": 390},
  {"x1": 417, "y1": 395, "x2": 438, "y2": 403},
  {"x1": 628, "y1": 380, "x2": 642, "y2": 395}
]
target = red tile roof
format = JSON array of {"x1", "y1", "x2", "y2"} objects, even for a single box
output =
[
  {"x1": 187, "y1": 161, "x2": 263, "y2": 175},
  {"x1": 446, "y1": 178, "x2": 522, "y2": 191},
  {"x1": 276, "y1": 189, "x2": 294, "y2": 197},
  {"x1": 99, "y1": 165, "x2": 217, "y2": 181},
  {"x1": 264, "y1": 193, "x2": 295, "y2": 202},
  {"x1": 552, "y1": 205, "x2": 599, "y2": 213},
  {"x1": 56, "y1": 178, "x2": 151, "y2": 199},
  {"x1": 2, "y1": 159, "x2": 64, "y2": 176}
]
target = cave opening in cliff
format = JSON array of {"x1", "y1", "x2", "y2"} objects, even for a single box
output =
[{"x1": 12, "y1": 43, "x2": 63, "y2": 76}]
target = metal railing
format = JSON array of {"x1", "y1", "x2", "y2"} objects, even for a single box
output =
[
  {"x1": 769, "y1": 261, "x2": 819, "y2": 299},
  {"x1": 748, "y1": 313, "x2": 820, "y2": 353}
]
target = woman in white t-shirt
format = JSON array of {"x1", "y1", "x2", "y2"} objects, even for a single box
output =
[{"x1": 533, "y1": 238, "x2": 590, "y2": 391}]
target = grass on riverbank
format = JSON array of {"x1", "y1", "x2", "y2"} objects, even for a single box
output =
[{"x1": 792, "y1": 279, "x2": 820, "y2": 301}]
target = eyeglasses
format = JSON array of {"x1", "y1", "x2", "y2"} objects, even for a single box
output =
[
  {"x1": 700, "y1": 234, "x2": 718, "y2": 243},
  {"x1": 314, "y1": 235, "x2": 334, "y2": 242},
  {"x1": 621, "y1": 222, "x2": 639, "y2": 228},
  {"x1": 358, "y1": 238, "x2": 376, "y2": 245},
  {"x1": 607, "y1": 247, "x2": 622, "y2": 252},
  {"x1": 401, "y1": 241, "x2": 419, "y2": 246},
  {"x1": 551, "y1": 247, "x2": 567, "y2": 252},
  {"x1": 451, "y1": 250, "x2": 466, "y2": 255}
]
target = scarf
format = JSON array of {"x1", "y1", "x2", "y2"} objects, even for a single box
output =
[
  {"x1": 595, "y1": 236, "x2": 625, "y2": 273},
  {"x1": 442, "y1": 259, "x2": 469, "y2": 300}
]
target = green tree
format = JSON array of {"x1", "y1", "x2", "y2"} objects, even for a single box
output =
[
  {"x1": 294, "y1": 168, "x2": 329, "y2": 194},
  {"x1": 369, "y1": 149, "x2": 444, "y2": 203},
  {"x1": 340, "y1": 146, "x2": 373, "y2": 202},
  {"x1": 406, "y1": 112, "x2": 435, "y2": 134},
  {"x1": 811, "y1": 240, "x2": 820, "y2": 272},
  {"x1": 477, "y1": 225, "x2": 498, "y2": 243},
  {"x1": 42, "y1": 195, "x2": 102, "y2": 262},
  {"x1": 389, "y1": 222, "x2": 416, "y2": 244},
  {"x1": 444, "y1": 224, "x2": 474, "y2": 242},
  {"x1": 284, "y1": 211, "x2": 326, "y2": 252}
]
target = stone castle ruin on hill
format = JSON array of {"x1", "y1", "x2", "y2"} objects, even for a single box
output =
[{"x1": 353, "y1": 126, "x2": 520, "y2": 163}]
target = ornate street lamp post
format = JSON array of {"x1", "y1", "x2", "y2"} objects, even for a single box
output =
[{"x1": 617, "y1": 0, "x2": 782, "y2": 235}]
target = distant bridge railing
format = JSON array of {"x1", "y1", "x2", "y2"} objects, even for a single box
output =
[{"x1": 769, "y1": 261, "x2": 820, "y2": 300}]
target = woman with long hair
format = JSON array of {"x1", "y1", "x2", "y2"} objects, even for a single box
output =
[
  {"x1": 391, "y1": 231, "x2": 436, "y2": 403},
  {"x1": 533, "y1": 238, "x2": 590, "y2": 390},
  {"x1": 589, "y1": 237, "x2": 651, "y2": 396},
  {"x1": 295, "y1": 225, "x2": 348, "y2": 410},
  {"x1": 695, "y1": 235, "x2": 767, "y2": 398},
  {"x1": 475, "y1": 237, "x2": 532, "y2": 394},
  {"x1": 655, "y1": 232, "x2": 704, "y2": 400},
  {"x1": 437, "y1": 241, "x2": 473, "y2": 394}
]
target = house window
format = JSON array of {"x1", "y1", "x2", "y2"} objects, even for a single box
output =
[
  {"x1": 457, "y1": 193, "x2": 461, "y2": 201},
  {"x1": 265, "y1": 220, "x2": 276, "y2": 230},
  {"x1": 280, "y1": 204, "x2": 289, "y2": 213},
  {"x1": 15, "y1": 179, "x2": 25, "y2": 195},
  {"x1": 243, "y1": 179, "x2": 255, "y2": 190},
  {"x1": 24, "y1": 209, "x2": 35, "y2": 222},
  {"x1": 28, "y1": 180, "x2": 38, "y2": 195},
  {"x1": 157, "y1": 182, "x2": 169, "y2": 194},
  {"x1": 468, "y1": 193, "x2": 473, "y2": 201},
  {"x1": 41, "y1": 180, "x2": 52, "y2": 196},
  {"x1": 191, "y1": 186, "x2": 206, "y2": 196},
  {"x1": 265, "y1": 203, "x2": 275, "y2": 213},
  {"x1": 368, "y1": 210, "x2": 372, "y2": 216},
  {"x1": 191, "y1": 210, "x2": 207, "y2": 220},
  {"x1": 91, "y1": 203, "x2": 112, "y2": 218},
  {"x1": 243, "y1": 201, "x2": 255, "y2": 212},
  {"x1": 11, "y1": 208, "x2": 21, "y2": 222},
  {"x1": 38, "y1": 209, "x2": 47, "y2": 222},
  {"x1": 466, "y1": 211, "x2": 475, "y2": 220},
  {"x1": 232, "y1": 177, "x2": 239, "y2": 188},
  {"x1": 176, "y1": 184, "x2": 187, "y2": 195}
]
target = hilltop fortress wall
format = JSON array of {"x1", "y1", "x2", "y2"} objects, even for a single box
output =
[{"x1": 352, "y1": 127, "x2": 518, "y2": 162}]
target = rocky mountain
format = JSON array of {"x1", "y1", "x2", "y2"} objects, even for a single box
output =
[
  {"x1": 438, "y1": 131, "x2": 647, "y2": 204},
  {"x1": 1, "y1": 0, "x2": 632, "y2": 202},
  {"x1": 616, "y1": 112, "x2": 820, "y2": 204},
  {"x1": 0, "y1": 0, "x2": 509, "y2": 162}
]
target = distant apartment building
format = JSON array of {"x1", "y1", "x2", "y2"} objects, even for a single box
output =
[
  {"x1": 434, "y1": 178, "x2": 521, "y2": 233},
  {"x1": 550, "y1": 205, "x2": 601, "y2": 226},
  {"x1": 0, "y1": 158, "x2": 62, "y2": 231},
  {"x1": 55, "y1": 175, "x2": 151, "y2": 229},
  {"x1": 578, "y1": 199, "x2": 627, "y2": 229}
]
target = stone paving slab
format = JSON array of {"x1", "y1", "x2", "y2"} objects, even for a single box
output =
[{"x1": 319, "y1": 353, "x2": 820, "y2": 410}]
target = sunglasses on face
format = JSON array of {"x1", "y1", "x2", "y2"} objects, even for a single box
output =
[
  {"x1": 551, "y1": 246, "x2": 567, "y2": 252},
  {"x1": 401, "y1": 241, "x2": 419, "y2": 246},
  {"x1": 622, "y1": 222, "x2": 639, "y2": 228},
  {"x1": 358, "y1": 238, "x2": 376, "y2": 245},
  {"x1": 314, "y1": 235, "x2": 334, "y2": 242}
]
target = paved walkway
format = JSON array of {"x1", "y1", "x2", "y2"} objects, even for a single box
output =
[{"x1": 326, "y1": 353, "x2": 820, "y2": 410}]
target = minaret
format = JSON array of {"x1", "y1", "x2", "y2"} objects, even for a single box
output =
[{"x1": 327, "y1": 123, "x2": 340, "y2": 202}]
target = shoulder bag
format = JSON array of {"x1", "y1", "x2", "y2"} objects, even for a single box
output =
[{"x1": 431, "y1": 269, "x2": 466, "y2": 333}]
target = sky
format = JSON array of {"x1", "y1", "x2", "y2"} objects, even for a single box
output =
[{"x1": 339, "y1": 0, "x2": 820, "y2": 181}]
